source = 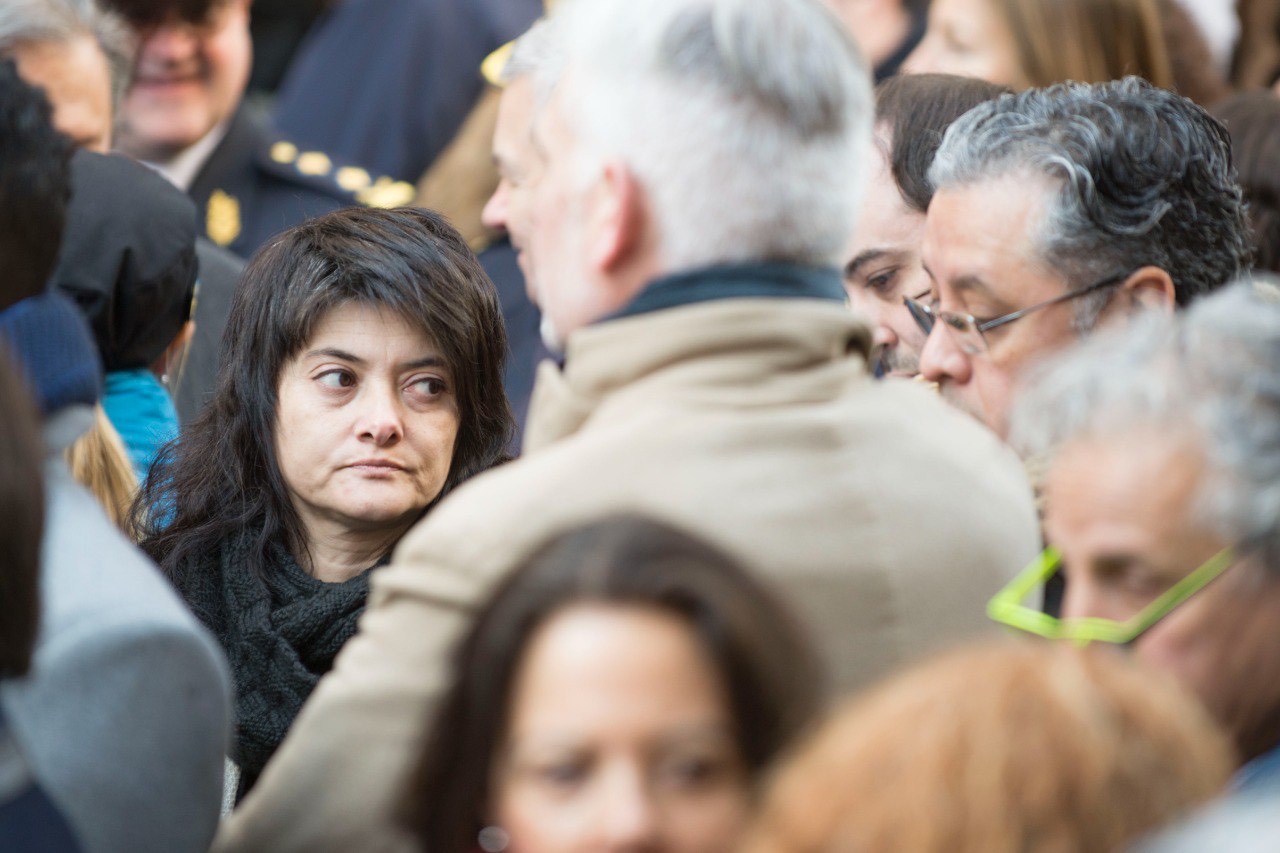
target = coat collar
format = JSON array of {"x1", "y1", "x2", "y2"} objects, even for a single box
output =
[
  {"x1": 604, "y1": 261, "x2": 846, "y2": 322},
  {"x1": 524, "y1": 284, "x2": 871, "y2": 451}
]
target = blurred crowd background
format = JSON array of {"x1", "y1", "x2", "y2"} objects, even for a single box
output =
[{"x1": 1, "y1": 0, "x2": 1280, "y2": 851}]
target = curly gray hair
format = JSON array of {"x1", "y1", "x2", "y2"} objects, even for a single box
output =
[
  {"x1": 1011, "y1": 276, "x2": 1280, "y2": 571},
  {"x1": 931, "y1": 77, "x2": 1251, "y2": 329}
]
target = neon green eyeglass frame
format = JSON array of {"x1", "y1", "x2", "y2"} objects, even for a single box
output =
[{"x1": 987, "y1": 546, "x2": 1235, "y2": 646}]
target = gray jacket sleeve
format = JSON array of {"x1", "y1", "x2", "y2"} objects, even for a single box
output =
[{"x1": 0, "y1": 458, "x2": 232, "y2": 853}]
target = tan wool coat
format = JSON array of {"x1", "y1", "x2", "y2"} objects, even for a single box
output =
[{"x1": 216, "y1": 297, "x2": 1041, "y2": 852}]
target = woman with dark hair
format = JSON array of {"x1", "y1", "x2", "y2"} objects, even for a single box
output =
[
  {"x1": 135, "y1": 205, "x2": 514, "y2": 798},
  {"x1": 1213, "y1": 90, "x2": 1280, "y2": 274},
  {"x1": 398, "y1": 514, "x2": 821, "y2": 853}
]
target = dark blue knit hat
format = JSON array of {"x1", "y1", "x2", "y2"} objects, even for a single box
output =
[{"x1": 0, "y1": 291, "x2": 102, "y2": 417}]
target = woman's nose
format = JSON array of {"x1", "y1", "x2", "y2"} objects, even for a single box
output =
[
  {"x1": 594, "y1": 767, "x2": 661, "y2": 853},
  {"x1": 356, "y1": 386, "x2": 405, "y2": 445}
]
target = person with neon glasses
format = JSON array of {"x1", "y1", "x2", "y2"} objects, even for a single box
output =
[{"x1": 995, "y1": 278, "x2": 1280, "y2": 792}]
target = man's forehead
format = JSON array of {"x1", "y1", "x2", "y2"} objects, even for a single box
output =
[{"x1": 923, "y1": 175, "x2": 1058, "y2": 286}]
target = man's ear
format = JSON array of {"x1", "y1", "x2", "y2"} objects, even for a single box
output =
[
  {"x1": 587, "y1": 160, "x2": 645, "y2": 275},
  {"x1": 1116, "y1": 265, "x2": 1177, "y2": 314}
]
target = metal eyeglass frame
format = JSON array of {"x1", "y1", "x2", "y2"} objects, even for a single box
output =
[
  {"x1": 987, "y1": 546, "x2": 1236, "y2": 646},
  {"x1": 904, "y1": 272, "x2": 1130, "y2": 355}
]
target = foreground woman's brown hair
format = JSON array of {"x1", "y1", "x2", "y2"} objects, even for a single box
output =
[{"x1": 746, "y1": 640, "x2": 1233, "y2": 853}]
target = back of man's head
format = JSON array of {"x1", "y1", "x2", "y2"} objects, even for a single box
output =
[
  {"x1": 547, "y1": 0, "x2": 873, "y2": 271},
  {"x1": 0, "y1": 59, "x2": 74, "y2": 311},
  {"x1": 931, "y1": 77, "x2": 1250, "y2": 314}
]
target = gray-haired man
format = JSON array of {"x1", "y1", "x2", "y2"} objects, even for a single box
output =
[
  {"x1": 0, "y1": 0, "x2": 130, "y2": 152},
  {"x1": 914, "y1": 77, "x2": 1251, "y2": 437},
  {"x1": 1009, "y1": 278, "x2": 1280, "y2": 792}
]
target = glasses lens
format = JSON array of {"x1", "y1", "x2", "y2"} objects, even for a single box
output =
[
  {"x1": 904, "y1": 298, "x2": 935, "y2": 334},
  {"x1": 940, "y1": 312, "x2": 986, "y2": 355}
]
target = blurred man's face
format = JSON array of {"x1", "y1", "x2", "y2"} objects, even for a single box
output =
[
  {"x1": 1049, "y1": 430, "x2": 1280, "y2": 763},
  {"x1": 115, "y1": 0, "x2": 251, "y2": 161},
  {"x1": 482, "y1": 78, "x2": 543, "y2": 294},
  {"x1": 919, "y1": 174, "x2": 1081, "y2": 436},
  {"x1": 843, "y1": 134, "x2": 929, "y2": 376},
  {"x1": 523, "y1": 78, "x2": 621, "y2": 351},
  {"x1": 12, "y1": 35, "x2": 113, "y2": 151}
]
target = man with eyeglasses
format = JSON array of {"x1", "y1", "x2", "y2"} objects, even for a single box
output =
[
  {"x1": 913, "y1": 77, "x2": 1250, "y2": 437},
  {"x1": 999, "y1": 280, "x2": 1280, "y2": 792}
]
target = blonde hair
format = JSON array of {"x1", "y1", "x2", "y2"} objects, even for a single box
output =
[
  {"x1": 998, "y1": 0, "x2": 1174, "y2": 89},
  {"x1": 65, "y1": 404, "x2": 138, "y2": 536},
  {"x1": 746, "y1": 640, "x2": 1233, "y2": 853}
]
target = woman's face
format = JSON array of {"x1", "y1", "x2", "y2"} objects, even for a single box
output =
[
  {"x1": 904, "y1": 0, "x2": 1028, "y2": 88},
  {"x1": 492, "y1": 605, "x2": 751, "y2": 853},
  {"x1": 274, "y1": 301, "x2": 460, "y2": 540}
]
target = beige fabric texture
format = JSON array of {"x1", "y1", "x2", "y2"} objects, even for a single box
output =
[{"x1": 215, "y1": 298, "x2": 1040, "y2": 852}]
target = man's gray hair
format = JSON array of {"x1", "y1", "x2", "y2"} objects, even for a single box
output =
[
  {"x1": 931, "y1": 77, "x2": 1251, "y2": 329},
  {"x1": 0, "y1": 0, "x2": 132, "y2": 116},
  {"x1": 1011, "y1": 277, "x2": 1280, "y2": 572},
  {"x1": 500, "y1": 17, "x2": 562, "y2": 99},
  {"x1": 540, "y1": 0, "x2": 872, "y2": 270}
]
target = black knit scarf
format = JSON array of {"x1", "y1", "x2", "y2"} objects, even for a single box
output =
[{"x1": 174, "y1": 535, "x2": 376, "y2": 799}]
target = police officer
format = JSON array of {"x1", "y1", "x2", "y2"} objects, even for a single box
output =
[{"x1": 106, "y1": 0, "x2": 414, "y2": 259}]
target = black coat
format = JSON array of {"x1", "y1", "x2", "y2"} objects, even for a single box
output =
[{"x1": 187, "y1": 105, "x2": 414, "y2": 259}]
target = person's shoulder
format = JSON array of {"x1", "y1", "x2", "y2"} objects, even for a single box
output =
[
  {"x1": 237, "y1": 102, "x2": 416, "y2": 210},
  {"x1": 195, "y1": 107, "x2": 417, "y2": 252},
  {"x1": 249, "y1": 134, "x2": 415, "y2": 210},
  {"x1": 39, "y1": 458, "x2": 214, "y2": 635}
]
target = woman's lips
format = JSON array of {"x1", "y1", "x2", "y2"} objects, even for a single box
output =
[{"x1": 346, "y1": 460, "x2": 407, "y2": 476}]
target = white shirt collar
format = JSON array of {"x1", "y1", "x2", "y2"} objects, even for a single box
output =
[{"x1": 143, "y1": 119, "x2": 232, "y2": 192}]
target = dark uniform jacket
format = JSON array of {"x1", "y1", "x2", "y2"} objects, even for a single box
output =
[
  {"x1": 271, "y1": 0, "x2": 541, "y2": 183},
  {"x1": 188, "y1": 105, "x2": 414, "y2": 259}
]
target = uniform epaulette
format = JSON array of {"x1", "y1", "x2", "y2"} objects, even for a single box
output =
[{"x1": 257, "y1": 139, "x2": 417, "y2": 209}]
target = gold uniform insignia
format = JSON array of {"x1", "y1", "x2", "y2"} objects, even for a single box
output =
[
  {"x1": 297, "y1": 152, "x2": 333, "y2": 176},
  {"x1": 270, "y1": 141, "x2": 299, "y2": 164},
  {"x1": 335, "y1": 166, "x2": 372, "y2": 192},
  {"x1": 357, "y1": 176, "x2": 417, "y2": 209},
  {"x1": 207, "y1": 190, "x2": 241, "y2": 248}
]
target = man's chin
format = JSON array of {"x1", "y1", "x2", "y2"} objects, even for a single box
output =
[
  {"x1": 938, "y1": 386, "x2": 1001, "y2": 434},
  {"x1": 116, "y1": 106, "x2": 217, "y2": 161}
]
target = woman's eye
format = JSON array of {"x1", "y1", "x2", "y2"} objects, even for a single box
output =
[
  {"x1": 536, "y1": 761, "x2": 588, "y2": 789},
  {"x1": 316, "y1": 369, "x2": 355, "y2": 389},
  {"x1": 407, "y1": 377, "x2": 447, "y2": 398},
  {"x1": 660, "y1": 754, "x2": 735, "y2": 789}
]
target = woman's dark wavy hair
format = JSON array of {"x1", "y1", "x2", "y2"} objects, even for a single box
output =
[
  {"x1": 874, "y1": 73, "x2": 1013, "y2": 214},
  {"x1": 0, "y1": 346, "x2": 45, "y2": 678},
  {"x1": 133, "y1": 206, "x2": 513, "y2": 582},
  {"x1": 397, "y1": 514, "x2": 823, "y2": 853},
  {"x1": 1213, "y1": 91, "x2": 1280, "y2": 275}
]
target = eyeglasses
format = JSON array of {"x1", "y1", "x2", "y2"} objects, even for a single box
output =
[
  {"x1": 904, "y1": 272, "x2": 1129, "y2": 356},
  {"x1": 987, "y1": 546, "x2": 1235, "y2": 646}
]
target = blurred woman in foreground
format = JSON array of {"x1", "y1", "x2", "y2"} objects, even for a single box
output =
[{"x1": 400, "y1": 515, "x2": 821, "y2": 853}]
